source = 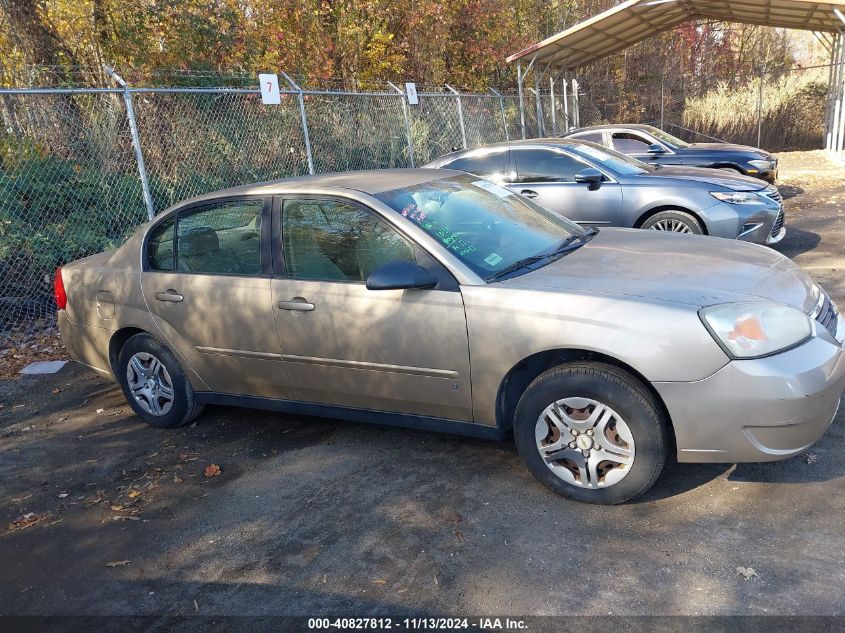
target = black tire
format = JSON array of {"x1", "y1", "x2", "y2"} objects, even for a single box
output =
[
  {"x1": 117, "y1": 333, "x2": 204, "y2": 429},
  {"x1": 640, "y1": 209, "x2": 704, "y2": 235},
  {"x1": 513, "y1": 362, "x2": 668, "y2": 504}
]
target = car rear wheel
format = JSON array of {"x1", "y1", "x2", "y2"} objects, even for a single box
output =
[
  {"x1": 513, "y1": 362, "x2": 668, "y2": 504},
  {"x1": 640, "y1": 210, "x2": 703, "y2": 235},
  {"x1": 117, "y1": 333, "x2": 204, "y2": 429}
]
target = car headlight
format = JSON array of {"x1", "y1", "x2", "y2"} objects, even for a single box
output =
[
  {"x1": 748, "y1": 159, "x2": 773, "y2": 170},
  {"x1": 710, "y1": 191, "x2": 766, "y2": 205},
  {"x1": 700, "y1": 302, "x2": 812, "y2": 359}
]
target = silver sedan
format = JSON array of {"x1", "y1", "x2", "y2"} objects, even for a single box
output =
[
  {"x1": 57, "y1": 170, "x2": 843, "y2": 504},
  {"x1": 424, "y1": 139, "x2": 785, "y2": 245}
]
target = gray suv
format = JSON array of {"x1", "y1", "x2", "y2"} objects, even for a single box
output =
[{"x1": 424, "y1": 139, "x2": 785, "y2": 245}]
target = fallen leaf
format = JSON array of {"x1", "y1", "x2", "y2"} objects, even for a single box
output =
[
  {"x1": 804, "y1": 453, "x2": 818, "y2": 464},
  {"x1": 128, "y1": 490, "x2": 141, "y2": 499},
  {"x1": 58, "y1": 493, "x2": 69, "y2": 499},
  {"x1": 106, "y1": 560, "x2": 130, "y2": 568},
  {"x1": 173, "y1": 475, "x2": 182, "y2": 483},
  {"x1": 111, "y1": 504, "x2": 124, "y2": 511},
  {"x1": 194, "y1": 600, "x2": 199, "y2": 612},
  {"x1": 7, "y1": 512, "x2": 48, "y2": 531},
  {"x1": 373, "y1": 579, "x2": 388, "y2": 585},
  {"x1": 204, "y1": 464, "x2": 221, "y2": 477},
  {"x1": 433, "y1": 573, "x2": 439, "y2": 586},
  {"x1": 321, "y1": 574, "x2": 327, "y2": 584},
  {"x1": 736, "y1": 566, "x2": 758, "y2": 580},
  {"x1": 57, "y1": 416, "x2": 68, "y2": 422},
  {"x1": 96, "y1": 408, "x2": 105, "y2": 414},
  {"x1": 52, "y1": 388, "x2": 62, "y2": 394}
]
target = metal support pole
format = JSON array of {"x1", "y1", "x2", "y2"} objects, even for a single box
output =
[
  {"x1": 660, "y1": 74, "x2": 665, "y2": 130},
  {"x1": 517, "y1": 62, "x2": 526, "y2": 140},
  {"x1": 281, "y1": 71, "x2": 315, "y2": 175},
  {"x1": 572, "y1": 78, "x2": 580, "y2": 128},
  {"x1": 490, "y1": 88, "x2": 508, "y2": 141},
  {"x1": 756, "y1": 64, "x2": 765, "y2": 148},
  {"x1": 388, "y1": 81, "x2": 415, "y2": 167},
  {"x1": 824, "y1": 37, "x2": 839, "y2": 149},
  {"x1": 562, "y1": 76, "x2": 570, "y2": 132},
  {"x1": 837, "y1": 34, "x2": 845, "y2": 153},
  {"x1": 549, "y1": 75, "x2": 557, "y2": 136},
  {"x1": 534, "y1": 69, "x2": 545, "y2": 137},
  {"x1": 445, "y1": 84, "x2": 467, "y2": 149},
  {"x1": 103, "y1": 65, "x2": 155, "y2": 220}
]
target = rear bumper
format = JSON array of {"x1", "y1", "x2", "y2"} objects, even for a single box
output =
[{"x1": 653, "y1": 333, "x2": 845, "y2": 463}]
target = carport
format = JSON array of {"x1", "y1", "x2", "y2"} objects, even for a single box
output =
[{"x1": 507, "y1": 0, "x2": 845, "y2": 152}]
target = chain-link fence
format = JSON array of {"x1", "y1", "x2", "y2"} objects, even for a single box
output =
[{"x1": 0, "y1": 77, "x2": 568, "y2": 337}]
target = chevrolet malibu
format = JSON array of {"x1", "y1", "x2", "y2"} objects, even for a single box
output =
[{"x1": 56, "y1": 170, "x2": 845, "y2": 504}]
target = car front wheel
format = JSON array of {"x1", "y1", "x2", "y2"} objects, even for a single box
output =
[
  {"x1": 117, "y1": 333, "x2": 204, "y2": 428},
  {"x1": 640, "y1": 210, "x2": 703, "y2": 235},
  {"x1": 513, "y1": 362, "x2": 668, "y2": 504}
]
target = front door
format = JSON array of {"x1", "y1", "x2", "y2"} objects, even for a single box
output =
[
  {"x1": 508, "y1": 147, "x2": 623, "y2": 227},
  {"x1": 141, "y1": 197, "x2": 293, "y2": 399},
  {"x1": 610, "y1": 131, "x2": 683, "y2": 166},
  {"x1": 270, "y1": 196, "x2": 473, "y2": 421}
]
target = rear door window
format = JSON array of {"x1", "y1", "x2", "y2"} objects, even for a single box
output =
[
  {"x1": 513, "y1": 149, "x2": 587, "y2": 183},
  {"x1": 611, "y1": 132, "x2": 652, "y2": 153}
]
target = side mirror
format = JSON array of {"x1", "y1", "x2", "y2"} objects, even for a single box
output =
[
  {"x1": 647, "y1": 143, "x2": 665, "y2": 154},
  {"x1": 366, "y1": 260, "x2": 438, "y2": 291},
  {"x1": 574, "y1": 167, "x2": 604, "y2": 184}
]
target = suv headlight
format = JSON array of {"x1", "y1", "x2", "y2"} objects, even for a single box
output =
[
  {"x1": 700, "y1": 302, "x2": 812, "y2": 359},
  {"x1": 710, "y1": 191, "x2": 766, "y2": 205},
  {"x1": 748, "y1": 159, "x2": 773, "y2": 170}
]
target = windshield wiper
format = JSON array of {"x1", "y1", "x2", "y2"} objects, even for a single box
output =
[{"x1": 486, "y1": 228, "x2": 599, "y2": 282}]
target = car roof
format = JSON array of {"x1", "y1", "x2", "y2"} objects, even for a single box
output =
[
  {"x1": 565, "y1": 123, "x2": 658, "y2": 134},
  {"x1": 427, "y1": 138, "x2": 591, "y2": 165},
  {"x1": 162, "y1": 168, "x2": 460, "y2": 213}
]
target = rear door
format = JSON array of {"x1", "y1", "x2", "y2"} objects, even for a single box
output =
[
  {"x1": 141, "y1": 197, "x2": 293, "y2": 399},
  {"x1": 507, "y1": 147, "x2": 623, "y2": 227}
]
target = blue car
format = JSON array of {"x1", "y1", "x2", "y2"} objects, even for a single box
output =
[{"x1": 562, "y1": 124, "x2": 778, "y2": 182}]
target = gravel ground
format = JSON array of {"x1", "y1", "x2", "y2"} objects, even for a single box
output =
[{"x1": 1, "y1": 151, "x2": 844, "y2": 622}]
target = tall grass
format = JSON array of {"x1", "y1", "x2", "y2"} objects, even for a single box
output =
[{"x1": 682, "y1": 71, "x2": 827, "y2": 151}]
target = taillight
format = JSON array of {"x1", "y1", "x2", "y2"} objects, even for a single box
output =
[{"x1": 54, "y1": 267, "x2": 67, "y2": 310}]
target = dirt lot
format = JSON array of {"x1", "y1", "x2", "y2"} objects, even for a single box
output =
[{"x1": 1, "y1": 151, "x2": 844, "y2": 623}]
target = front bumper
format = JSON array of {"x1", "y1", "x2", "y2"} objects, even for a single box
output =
[{"x1": 653, "y1": 330, "x2": 845, "y2": 463}]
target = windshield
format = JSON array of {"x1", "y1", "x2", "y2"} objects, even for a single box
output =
[
  {"x1": 646, "y1": 126, "x2": 691, "y2": 148},
  {"x1": 568, "y1": 141, "x2": 652, "y2": 176},
  {"x1": 375, "y1": 174, "x2": 585, "y2": 280}
]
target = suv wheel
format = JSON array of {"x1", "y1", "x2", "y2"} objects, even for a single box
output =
[
  {"x1": 117, "y1": 333, "x2": 204, "y2": 428},
  {"x1": 513, "y1": 362, "x2": 668, "y2": 504}
]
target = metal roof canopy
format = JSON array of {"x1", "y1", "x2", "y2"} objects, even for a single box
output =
[{"x1": 506, "y1": 0, "x2": 845, "y2": 152}]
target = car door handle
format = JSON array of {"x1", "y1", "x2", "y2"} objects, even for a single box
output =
[
  {"x1": 278, "y1": 300, "x2": 315, "y2": 312},
  {"x1": 520, "y1": 189, "x2": 538, "y2": 198},
  {"x1": 155, "y1": 290, "x2": 183, "y2": 303}
]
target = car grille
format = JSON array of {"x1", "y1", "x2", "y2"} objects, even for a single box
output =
[
  {"x1": 811, "y1": 289, "x2": 840, "y2": 338},
  {"x1": 770, "y1": 208, "x2": 785, "y2": 237},
  {"x1": 764, "y1": 187, "x2": 783, "y2": 204}
]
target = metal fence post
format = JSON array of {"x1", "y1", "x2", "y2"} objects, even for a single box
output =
[
  {"x1": 572, "y1": 79, "x2": 580, "y2": 128},
  {"x1": 562, "y1": 77, "x2": 570, "y2": 132},
  {"x1": 388, "y1": 81, "x2": 415, "y2": 167},
  {"x1": 549, "y1": 75, "x2": 557, "y2": 136},
  {"x1": 445, "y1": 84, "x2": 467, "y2": 149},
  {"x1": 281, "y1": 71, "x2": 315, "y2": 175},
  {"x1": 103, "y1": 65, "x2": 155, "y2": 220},
  {"x1": 490, "y1": 88, "x2": 508, "y2": 141},
  {"x1": 517, "y1": 62, "x2": 526, "y2": 140}
]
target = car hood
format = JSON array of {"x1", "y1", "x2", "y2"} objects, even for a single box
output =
[
  {"x1": 684, "y1": 142, "x2": 772, "y2": 156},
  {"x1": 498, "y1": 228, "x2": 816, "y2": 311},
  {"x1": 638, "y1": 165, "x2": 766, "y2": 191}
]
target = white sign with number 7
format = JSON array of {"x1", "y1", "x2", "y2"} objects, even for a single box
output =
[{"x1": 259, "y1": 73, "x2": 281, "y2": 105}]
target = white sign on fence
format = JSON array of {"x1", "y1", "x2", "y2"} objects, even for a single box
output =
[
  {"x1": 259, "y1": 73, "x2": 281, "y2": 105},
  {"x1": 405, "y1": 82, "x2": 419, "y2": 105}
]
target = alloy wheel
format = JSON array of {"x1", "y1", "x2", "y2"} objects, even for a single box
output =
[
  {"x1": 649, "y1": 219, "x2": 694, "y2": 233},
  {"x1": 534, "y1": 397, "x2": 635, "y2": 489},
  {"x1": 126, "y1": 352, "x2": 175, "y2": 416}
]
